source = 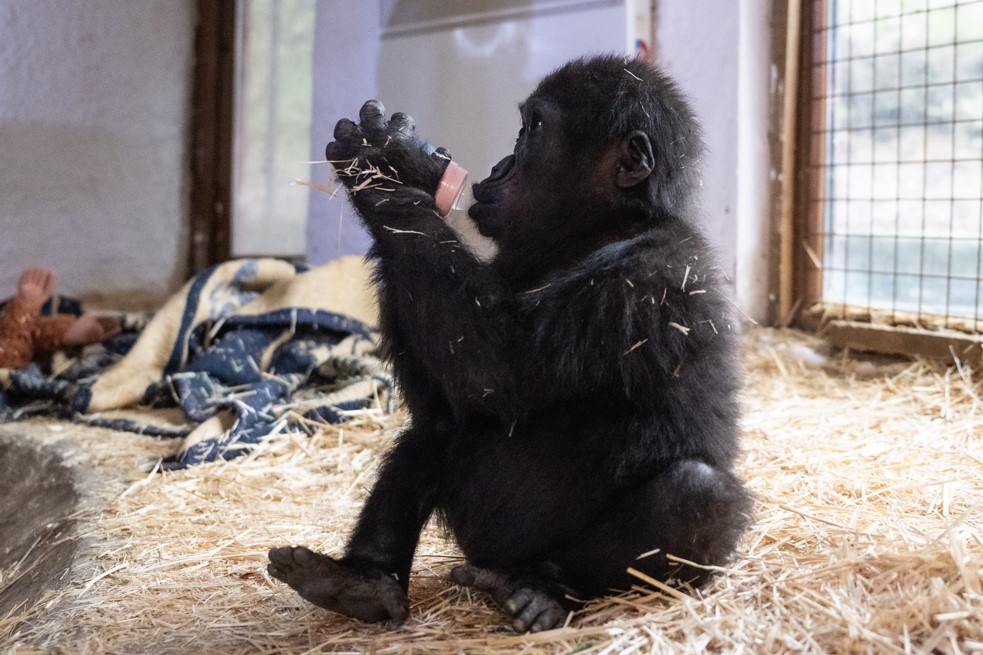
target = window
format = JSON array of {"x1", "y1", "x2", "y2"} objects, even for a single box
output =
[
  {"x1": 232, "y1": 0, "x2": 317, "y2": 258},
  {"x1": 796, "y1": 0, "x2": 983, "y2": 340}
]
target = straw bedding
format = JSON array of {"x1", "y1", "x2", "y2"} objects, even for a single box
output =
[{"x1": 1, "y1": 328, "x2": 980, "y2": 654}]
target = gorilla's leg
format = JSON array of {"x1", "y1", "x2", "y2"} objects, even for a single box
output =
[
  {"x1": 268, "y1": 422, "x2": 443, "y2": 623},
  {"x1": 553, "y1": 459, "x2": 752, "y2": 596},
  {"x1": 451, "y1": 460, "x2": 750, "y2": 631}
]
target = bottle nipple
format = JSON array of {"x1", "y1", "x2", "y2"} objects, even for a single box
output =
[
  {"x1": 452, "y1": 183, "x2": 475, "y2": 212},
  {"x1": 435, "y1": 161, "x2": 472, "y2": 216}
]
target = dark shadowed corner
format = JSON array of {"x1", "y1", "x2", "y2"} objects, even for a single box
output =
[{"x1": 0, "y1": 436, "x2": 79, "y2": 621}]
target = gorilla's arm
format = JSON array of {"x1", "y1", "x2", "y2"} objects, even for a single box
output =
[
  {"x1": 328, "y1": 102, "x2": 736, "y2": 434},
  {"x1": 513, "y1": 231, "x2": 742, "y2": 475},
  {"x1": 515, "y1": 233, "x2": 720, "y2": 402},
  {"x1": 326, "y1": 102, "x2": 523, "y2": 415},
  {"x1": 352, "y1": 189, "x2": 523, "y2": 414}
]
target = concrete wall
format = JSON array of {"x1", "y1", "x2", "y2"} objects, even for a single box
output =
[{"x1": 0, "y1": 0, "x2": 195, "y2": 301}]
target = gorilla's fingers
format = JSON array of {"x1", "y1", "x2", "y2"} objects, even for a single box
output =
[
  {"x1": 359, "y1": 99, "x2": 387, "y2": 137},
  {"x1": 529, "y1": 603, "x2": 566, "y2": 633},
  {"x1": 327, "y1": 118, "x2": 363, "y2": 169},
  {"x1": 333, "y1": 118, "x2": 359, "y2": 141},
  {"x1": 505, "y1": 588, "x2": 534, "y2": 615},
  {"x1": 325, "y1": 145, "x2": 362, "y2": 178},
  {"x1": 451, "y1": 564, "x2": 567, "y2": 629},
  {"x1": 389, "y1": 112, "x2": 416, "y2": 137}
]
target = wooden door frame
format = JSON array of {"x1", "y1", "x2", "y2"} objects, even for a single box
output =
[{"x1": 188, "y1": 0, "x2": 235, "y2": 274}]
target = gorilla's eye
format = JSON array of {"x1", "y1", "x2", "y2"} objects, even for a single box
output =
[{"x1": 528, "y1": 114, "x2": 543, "y2": 133}]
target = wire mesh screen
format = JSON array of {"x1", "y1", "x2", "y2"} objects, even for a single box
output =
[{"x1": 806, "y1": 0, "x2": 983, "y2": 332}]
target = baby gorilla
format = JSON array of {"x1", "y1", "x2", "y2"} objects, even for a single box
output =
[{"x1": 269, "y1": 55, "x2": 751, "y2": 632}]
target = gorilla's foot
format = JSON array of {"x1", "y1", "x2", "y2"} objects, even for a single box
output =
[
  {"x1": 452, "y1": 563, "x2": 568, "y2": 632},
  {"x1": 268, "y1": 546, "x2": 408, "y2": 623}
]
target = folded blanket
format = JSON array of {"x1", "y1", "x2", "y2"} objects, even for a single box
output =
[{"x1": 1, "y1": 257, "x2": 393, "y2": 470}]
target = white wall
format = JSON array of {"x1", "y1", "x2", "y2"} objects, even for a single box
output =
[
  {"x1": 307, "y1": 0, "x2": 776, "y2": 319},
  {"x1": 377, "y1": 1, "x2": 631, "y2": 178},
  {"x1": 0, "y1": 0, "x2": 773, "y2": 317},
  {"x1": 305, "y1": 1, "x2": 381, "y2": 264},
  {"x1": 306, "y1": 0, "x2": 640, "y2": 264},
  {"x1": 0, "y1": 0, "x2": 195, "y2": 300},
  {"x1": 736, "y1": 0, "x2": 775, "y2": 323},
  {"x1": 656, "y1": 0, "x2": 773, "y2": 322}
]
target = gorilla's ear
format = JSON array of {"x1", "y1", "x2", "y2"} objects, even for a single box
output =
[{"x1": 615, "y1": 130, "x2": 654, "y2": 189}]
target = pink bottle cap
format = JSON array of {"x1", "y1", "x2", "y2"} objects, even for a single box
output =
[{"x1": 435, "y1": 160, "x2": 469, "y2": 216}]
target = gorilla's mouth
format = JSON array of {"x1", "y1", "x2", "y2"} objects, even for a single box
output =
[{"x1": 471, "y1": 155, "x2": 516, "y2": 204}]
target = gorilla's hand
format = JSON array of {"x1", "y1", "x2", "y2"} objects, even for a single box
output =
[
  {"x1": 326, "y1": 100, "x2": 450, "y2": 207},
  {"x1": 268, "y1": 546, "x2": 409, "y2": 623}
]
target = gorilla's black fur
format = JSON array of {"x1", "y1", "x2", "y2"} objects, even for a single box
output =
[{"x1": 269, "y1": 55, "x2": 751, "y2": 633}]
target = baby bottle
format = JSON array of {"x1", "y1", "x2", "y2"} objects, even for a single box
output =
[{"x1": 414, "y1": 136, "x2": 475, "y2": 217}]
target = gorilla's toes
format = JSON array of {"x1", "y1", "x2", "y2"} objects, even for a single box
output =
[
  {"x1": 267, "y1": 546, "x2": 408, "y2": 623},
  {"x1": 506, "y1": 587, "x2": 566, "y2": 632},
  {"x1": 266, "y1": 545, "x2": 300, "y2": 581},
  {"x1": 451, "y1": 563, "x2": 567, "y2": 633},
  {"x1": 267, "y1": 545, "x2": 342, "y2": 603},
  {"x1": 269, "y1": 546, "x2": 317, "y2": 581}
]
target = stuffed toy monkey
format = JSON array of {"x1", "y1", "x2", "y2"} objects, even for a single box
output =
[{"x1": 0, "y1": 268, "x2": 119, "y2": 369}]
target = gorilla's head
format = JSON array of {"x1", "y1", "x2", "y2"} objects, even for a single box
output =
[{"x1": 469, "y1": 55, "x2": 703, "y2": 283}]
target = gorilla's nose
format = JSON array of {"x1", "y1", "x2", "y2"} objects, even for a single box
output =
[{"x1": 488, "y1": 155, "x2": 515, "y2": 182}]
